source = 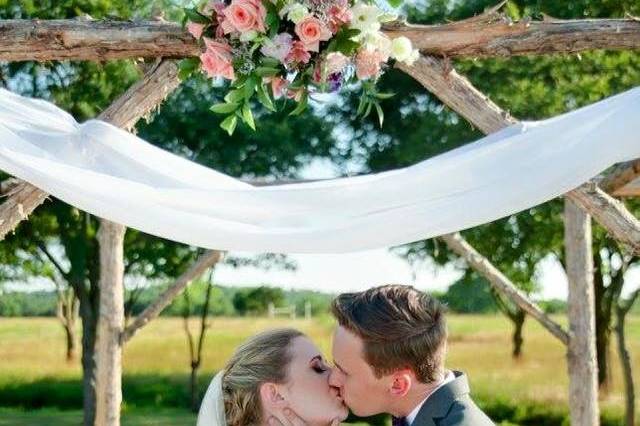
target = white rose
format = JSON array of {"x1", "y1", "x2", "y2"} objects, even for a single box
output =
[{"x1": 391, "y1": 36, "x2": 418, "y2": 64}]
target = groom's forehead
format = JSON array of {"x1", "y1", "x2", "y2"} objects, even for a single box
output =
[{"x1": 333, "y1": 326, "x2": 364, "y2": 355}]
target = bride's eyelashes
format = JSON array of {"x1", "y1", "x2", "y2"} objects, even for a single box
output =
[
  {"x1": 310, "y1": 358, "x2": 329, "y2": 374},
  {"x1": 312, "y1": 364, "x2": 327, "y2": 374}
]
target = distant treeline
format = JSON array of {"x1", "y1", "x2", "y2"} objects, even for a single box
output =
[{"x1": 0, "y1": 278, "x2": 574, "y2": 317}]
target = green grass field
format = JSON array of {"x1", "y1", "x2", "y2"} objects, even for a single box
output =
[{"x1": 0, "y1": 315, "x2": 638, "y2": 424}]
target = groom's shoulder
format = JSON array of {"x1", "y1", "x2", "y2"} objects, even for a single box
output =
[
  {"x1": 413, "y1": 371, "x2": 494, "y2": 426},
  {"x1": 436, "y1": 396, "x2": 494, "y2": 426}
]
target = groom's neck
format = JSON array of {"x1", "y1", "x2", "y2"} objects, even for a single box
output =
[{"x1": 389, "y1": 376, "x2": 446, "y2": 418}]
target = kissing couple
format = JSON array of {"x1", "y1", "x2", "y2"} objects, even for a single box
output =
[{"x1": 197, "y1": 284, "x2": 494, "y2": 426}]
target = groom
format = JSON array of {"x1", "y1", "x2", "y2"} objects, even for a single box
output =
[{"x1": 271, "y1": 284, "x2": 494, "y2": 426}]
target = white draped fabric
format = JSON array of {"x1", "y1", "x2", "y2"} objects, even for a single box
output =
[{"x1": 0, "y1": 87, "x2": 638, "y2": 253}]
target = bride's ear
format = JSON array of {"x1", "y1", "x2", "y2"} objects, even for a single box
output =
[{"x1": 259, "y1": 382, "x2": 287, "y2": 410}]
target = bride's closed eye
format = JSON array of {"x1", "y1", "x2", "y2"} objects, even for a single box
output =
[{"x1": 310, "y1": 356, "x2": 328, "y2": 374}]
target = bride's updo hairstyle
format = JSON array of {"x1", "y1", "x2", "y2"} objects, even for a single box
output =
[{"x1": 222, "y1": 328, "x2": 304, "y2": 426}]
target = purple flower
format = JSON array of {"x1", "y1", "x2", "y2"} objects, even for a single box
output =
[
  {"x1": 260, "y1": 33, "x2": 293, "y2": 64},
  {"x1": 328, "y1": 72, "x2": 343, "y2": 92}
]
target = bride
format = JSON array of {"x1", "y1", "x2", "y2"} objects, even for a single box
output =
[{"x1": 197, "y1": 328, "x2": 348, "y2": 426}]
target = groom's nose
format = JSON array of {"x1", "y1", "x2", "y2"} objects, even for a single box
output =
[{"x1": 328, "y1": 368, "x2": 343, "y2": 388}]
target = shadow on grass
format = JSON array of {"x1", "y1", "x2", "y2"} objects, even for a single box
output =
[
  {"x1": 0, "y1": 407, "x2": 195, "y2": 426},
  {"x1": 0, "y1": 375, "x2": 625, "y2": 426}
]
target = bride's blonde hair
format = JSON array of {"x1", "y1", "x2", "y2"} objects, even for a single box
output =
[{"x1": 222, "y1": 328, "x2": 304, "y2": 426}]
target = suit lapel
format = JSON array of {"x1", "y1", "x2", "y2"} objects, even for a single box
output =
[{"x1": 412, "y1": 371, "x2": 470, "y2": 426}]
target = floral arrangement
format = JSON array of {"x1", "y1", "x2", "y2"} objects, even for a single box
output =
[{"x1": 180, "y1": 0, "x2": 418, "y2": 135}]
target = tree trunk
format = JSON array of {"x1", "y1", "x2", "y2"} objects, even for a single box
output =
[
  {"x1": 564, "y1": 199, "x2": 600, "y2": 426},
  {"x1": 512, "y1": 310, "x2": 525, "y2": 359},
  {"x1": 593, "y1": 266, "x2": 612, "y2": 391},
  {"x1": 64, "y1": 321, "x2": 77, "y2": 362},
  {"x1": 614, "y1": 290, "x2": 638, "y2": 426},
  {"x1": 190, "y1": 361, "x2": 201, "y2": 413},
  {"x1": 58, "y1": 291, "x2": 79, "y2": 362},
  {"x1": 94, "y1": 220, "x2": 126, "y2": 426},
  {"x1": 80, "y1": 298, "x2": 99, "y2": 426}
]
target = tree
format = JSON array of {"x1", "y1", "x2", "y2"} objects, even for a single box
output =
[
  {"x1": 181, "y1": 270, "x2": 216, "y2": 412},
  {"x1": 233, "y1": 286, "x2": 286, "y2": 315},
  {"x1": 441, "y1": 273, "x2": 497, "y2": 314},
  {"x1": 613, "y1": 287, "x2": 639, "y2": 426}
]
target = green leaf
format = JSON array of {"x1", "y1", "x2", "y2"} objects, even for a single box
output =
[
  {"x1": 386, "y1": 0, "x2": 403, "y2": 8},
  {"x1": 178, "y1": 58, "x2": 200, "y2": 81},
  {"x1": 374, "y1": 92, "x2": 395, "y2": 100},
  {"x1": 184, "y1": 8, "x2": 210, "y2": 24},
  {"x1": 257, "y1": 84, "x2": 276, "y2": 112},
  {"x1": 220, "y1": 115, "x2": 238, "y2": 136},
  {"x1": 343, "y1": 28, "x2": 361, "y2": 38},
  {"x1": 363, "y1": 101, "x2": 373, "y2": 118},
  {"x1": 289, "y1": 92, "x2": 308, "y2": 116},
  {"x1": 241, "y1": 103, "x2": 256, "y2": 130},
  {"x1": 244, "y1": 75, "x2": 258, "y2": 100},
  {"x1": 210, "y1": 102, "x2": 240, "y2": 114},
  {"x1": 224, "y1": 89, "x2": 245, "y2": 104},
  {"x1": 261, "y1": 57, "x2": 281, "y2": 68},
  {"x1": 255, "y1": 67, "x2": 280, "y2": 77},
  {"x1": 374, "y1": 102, "x2": 384, "y2": 127},
  {"x1": 356, "y1": 96, "x2": 367, "y2": 116},
  {"x1": 335, "y1": 39, "x2": 360, "y2": 56}
]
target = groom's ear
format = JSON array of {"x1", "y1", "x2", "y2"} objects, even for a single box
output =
[
  {"x1": 259, "y1": 382, "x2": 287, "y2": 408},
  {"x1": 389, "y1": 370, "x2": 412, "y2": 397}
]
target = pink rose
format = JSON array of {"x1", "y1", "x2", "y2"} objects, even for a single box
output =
[
  {"x1": 328, "y1": 5, "x2": 352, "y2": 33},
  {"x1": 295, "y1": 16, "x2": 332, "y2": 52},
  {"x1": 355, "y1": 48, "x2": 384, "y2": 80},
  {"x1": 223, "y1": 0, "x2": 266, "y2": 34},
  {"x1": 200, "y1": 38, "x2": 235, "y2": 80},
  {"x1": 285, "y1": 40, "x2": 311, "y2": 64},
  {"x1": 187, "y1": 22, "x2": 205, "y2": 39}
]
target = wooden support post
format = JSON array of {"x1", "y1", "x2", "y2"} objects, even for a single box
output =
[{"x1": 564, "y1": 199, "x2": 600, "y2": 426}]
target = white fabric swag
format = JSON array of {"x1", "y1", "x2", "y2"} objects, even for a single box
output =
[{"x1": 0, "y1": 87, "x2": 638, "y2": 253}]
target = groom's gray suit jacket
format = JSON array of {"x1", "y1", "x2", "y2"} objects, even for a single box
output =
[{"x1": 411, "y1": 371, "x2": 494, "y2": 426}]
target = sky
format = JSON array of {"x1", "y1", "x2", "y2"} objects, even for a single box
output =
[{"x1": 213, "y1": 249, "x2": 571, "y2": 300}]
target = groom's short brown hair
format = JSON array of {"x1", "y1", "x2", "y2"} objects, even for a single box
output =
[{"x1": 331, "y1": 284, "x2": 447, "y2": 383}]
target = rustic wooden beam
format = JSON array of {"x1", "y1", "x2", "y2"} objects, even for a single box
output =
[
  {"x1": 601, "y1": 159, "x2": 640, "y2": 195},
  {"x1": 613, "y1": 176, "x2": 640, "y2": 197},
  {"x1": 396, "y1": 55, "x2": 516, "y2": 133},
  {"x1": 0, "y1": 19, "x2": 200, "y2": 62},
  {"x1": 1, "y1": 14, "x2": 640, "y2": 62},
  {"x1": 121, "y1": 250, "x2": 223, "y2": 344},
  {"x1": 0, "y1": 59, "x2": 181, "y2": 240},
  {"x1": 440, "y1": 232, "x2": 570, "y2": 345},
  {"x1": 385, "y1": 16, "x2": 640, "y2": 58},
  {"x1": 564, "y1": 199, "x2": 600, "y2": 426},
  {"x1": 568, "y1": 183, "x2": 640, "y2": 255}
]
